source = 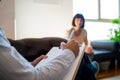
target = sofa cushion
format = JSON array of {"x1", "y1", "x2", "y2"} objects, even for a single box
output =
[{"x1": 93, "y1": 49, "x2": 113, "y2": 62}]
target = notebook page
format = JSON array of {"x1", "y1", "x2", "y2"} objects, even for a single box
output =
[{"x1": 35, "y1": 46, "x2": 85, "y2": 80}]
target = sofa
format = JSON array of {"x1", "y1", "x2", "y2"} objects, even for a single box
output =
[
  {"x1": 91, "y1": 40, "x2": 120, "y2": 68},
  {"x1": 8, "y1": 37, "x2": 67, "y2": 62},
  {"x1": 8, "y1": 37, "x2": 120, "y2": 69}
]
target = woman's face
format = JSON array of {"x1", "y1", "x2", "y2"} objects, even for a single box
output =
[{"x1": 74, "y1": 18, "x2": 83, "y2": 28}]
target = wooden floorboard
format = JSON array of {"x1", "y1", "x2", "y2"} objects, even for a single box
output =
[{"x1": 96, "y1": 66, "x2": 120, "y2": 80}]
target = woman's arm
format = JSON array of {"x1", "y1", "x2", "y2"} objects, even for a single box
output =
[
  {"x1": 65, "y1": 28, "x2": 74, "y2": 38},
  {"x1": 84, "y1": 30, "x2": 94, "y2": 54}
]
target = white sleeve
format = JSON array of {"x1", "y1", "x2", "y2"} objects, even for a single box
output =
[
  {"x1": 35, "y1": 49, "x2": 75, "y2": 80},
  {"x1": 0, "y1": 27, "x2": 35, "y2": 80},
  {"x1": 0, "y1": 27, "x2": 75, "y2": 80}
]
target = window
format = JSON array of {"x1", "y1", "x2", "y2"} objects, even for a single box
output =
[
  {"x1": 100, "y1": 0, "x2": 119, "y2": 19},
  {"x1": 73, "y1": 0, "x2": 120, "y2": 40},
  {"x1": 73, "y1": 0, "x2": 98, "y2": 19},
  {"x1": 73, "y1": 0, "x2": 119, "y2": 20}
]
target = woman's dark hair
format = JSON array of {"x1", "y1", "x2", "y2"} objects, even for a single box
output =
[{"x1": 72, "y1": 13, "x2": 85, "y2": 28}]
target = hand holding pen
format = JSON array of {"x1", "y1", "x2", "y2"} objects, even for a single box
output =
[{"x1": 68, "y1": 29, "x2": 81, "y2": 47}]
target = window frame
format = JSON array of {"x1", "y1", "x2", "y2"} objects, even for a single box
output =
[{"x1": 84, "y1": 0, "x2": 120, "y2": 23}]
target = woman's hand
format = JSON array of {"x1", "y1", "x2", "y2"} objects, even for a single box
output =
[
  {"x1": 31, "y1": 55, "x2": 48, "y2": 67},
  {"x1": 85, "y1": 46, "x2": 94, "y2": 54}
]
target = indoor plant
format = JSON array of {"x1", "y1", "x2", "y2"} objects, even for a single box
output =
[{"x1": 109, "y1": 17, "x2": 120, "y2": 43}]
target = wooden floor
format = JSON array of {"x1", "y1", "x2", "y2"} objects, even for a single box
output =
[{"x1": 96, "y1": 66, "x2": 120, "y2": 80}]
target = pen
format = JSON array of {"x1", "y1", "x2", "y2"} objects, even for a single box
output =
[{"x1": 68, "y1": 29, "x2": 81, "y2": 47}]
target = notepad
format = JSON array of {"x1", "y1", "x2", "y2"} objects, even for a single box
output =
[{"x1": 35, "y1": 46, "x2": 85, "y2": 80}]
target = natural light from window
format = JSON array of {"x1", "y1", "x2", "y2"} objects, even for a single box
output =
[
  {"x1": 100, "y1": 0, "x2": 119, "y2": 19},
  {"x1": 73, "y1": 0, "x2": 98, "y2": 19},
  {"x1": 73, "y1": 0, "x2": 119, "y2": 41}
]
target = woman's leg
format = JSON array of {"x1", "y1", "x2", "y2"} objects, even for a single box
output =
[{"x1": 75, "y1": 53, "x2": 97, "y2": 80}]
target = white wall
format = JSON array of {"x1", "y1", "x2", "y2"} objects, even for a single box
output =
[
  {"x1": 15, "y1": 0, "x2": 72, "y2": 39},
  {"x1": 0, "y1": 0, "x2": 14, "y2": 39},
  {"x1": 85, "y1": 22, "x2": 113, "y2": 41}
]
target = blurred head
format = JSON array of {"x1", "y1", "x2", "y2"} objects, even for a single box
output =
[{"x1": 72, "y1": 13, "x2": 85, "y2": 28}]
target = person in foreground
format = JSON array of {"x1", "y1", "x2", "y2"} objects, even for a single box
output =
[
  {"x1": 0, "y1": 26, "x2": 99, "y2": 80},
  {"x1": 0, "y1": 27, "x2": 79, "y2": 80}
]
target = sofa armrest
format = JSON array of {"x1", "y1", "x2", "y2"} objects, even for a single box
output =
[{"x1": 91, "y1": 40, "x2": 119, "y2": 51}]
